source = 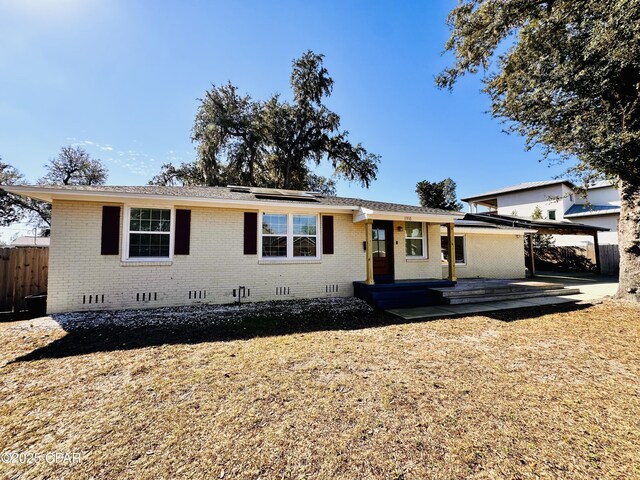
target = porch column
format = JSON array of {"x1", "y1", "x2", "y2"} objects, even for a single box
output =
[
  {"x1": 365, "y1": 220, "x2": 374, "y2": 285},
  {"x1": 592, "y1": 232, "x2": 601, "y2": 274},
  {"x1": 446, "y1": 222, "x2": 456, "y2": 282},
  {"x1": 527, "y1": 232, "x2": 536, "y2": 277}
]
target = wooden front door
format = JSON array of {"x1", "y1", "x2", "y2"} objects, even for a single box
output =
[{"x1": 372, "y1": 220, "x2": 394, "y2": 282}]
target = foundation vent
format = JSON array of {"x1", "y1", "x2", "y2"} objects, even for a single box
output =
[
  {"x1": 275, "y1": 287, "x2": 290, "y2": 295},
  {"x1": 136, "y1": 292, "x2": 158, "y2": 302},
  {"x1": 188, "y1": 290, "x2": 207, "y2": 300},
  {"x1": 325, "y1": 284, "x2": 339, "y2": 293},
  {"x1": 82, "y1": 294, "x2": 106, "y2": 305}
]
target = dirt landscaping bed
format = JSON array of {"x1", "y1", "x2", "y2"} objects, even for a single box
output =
[{"x1": 0, "y1": 299, "x2": 639, "y2": 479}]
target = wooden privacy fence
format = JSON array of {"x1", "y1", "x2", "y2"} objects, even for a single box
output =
[
  {"x1": 532, "y1": 244, "x2": 620, "y2": 276},
  {"x1": 551, "y1": 244, "x2": 620, "y2": 275},
  {"x1": 586, "y1": 244, "x2": 620, "y2": 276},
  {"x1": 0, "y1": 247, "x2": 49, "y2": 313}
]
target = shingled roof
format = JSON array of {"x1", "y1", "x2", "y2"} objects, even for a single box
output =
[{"x1": 3, "y1": 184, "x2": 463, "y2": 217}]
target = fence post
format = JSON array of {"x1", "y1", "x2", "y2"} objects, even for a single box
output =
[
  {"x1": 0, "y1": 248, "x2": 11, "y2": 311},
  {"x1": 592, "y1": 233, "x2": 601, "y2": 274}
]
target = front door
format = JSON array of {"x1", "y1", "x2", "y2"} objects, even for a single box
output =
[{"x1": 372, "y1": 220, "x2": 394, "y2": 283}]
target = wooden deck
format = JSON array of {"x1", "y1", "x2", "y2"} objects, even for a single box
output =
[
  {"x1": 354, "y1": 278, "x2": 579, "y2": 310},
  {"x1": 430, "y1": 278, "x2": 580, "y2": 305},
  {"x1": 353, "y1": 279, "x2": 455, "y2": 310}
]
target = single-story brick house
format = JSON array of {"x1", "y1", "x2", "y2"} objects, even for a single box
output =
[{"x1": 4, "y1": 185, "x2": 534, "y2": 313}]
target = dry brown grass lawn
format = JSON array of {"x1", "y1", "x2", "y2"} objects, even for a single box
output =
[{"x1": 1, "y1": 301, "x2": 639, "y2": 479}]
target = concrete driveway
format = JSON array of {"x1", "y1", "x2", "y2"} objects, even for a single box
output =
[{"x1": 534, "y1": 271, "x2": 619, "y2": 302}]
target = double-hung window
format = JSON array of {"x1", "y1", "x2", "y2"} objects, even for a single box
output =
[
  {"x1": 262, "y1": 214, "x2": 288, "y2": 257},
  {"x1": 405, "y1": 221, "x2": 426, "y2": 257},
  {"x1": 261, "y1": 213, "x2": 318, "y2": 258},
  {"x1": 440, "y1": 235, "x2": 466, "y2": 264},
  {"x1": 127, "y1": 208, "x2": 172, "y2": 259},
  {"x1": 293, "y1": 215, "x2": 317, "y2": 257}
]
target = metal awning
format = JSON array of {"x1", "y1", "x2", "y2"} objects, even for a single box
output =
[{"x1": 463, "y1": 213, "x2": 609, "y2": 235}]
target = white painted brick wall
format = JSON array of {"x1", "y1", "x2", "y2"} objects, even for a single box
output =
[
  {"x1": 48, "y1": 201, "x2": 526, "y2": 313},
  {"x1": 441, "y1": 233, "x2": 527, "y2": 279},
  {"x1": 392, "y1": 222, "x2": 443, "y2": 280},
  {"x1": 49, "y1": 201, "x2": 373, "y2": 313}
]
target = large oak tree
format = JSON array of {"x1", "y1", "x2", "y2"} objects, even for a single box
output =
[
  {"x1": 151, "y1": 51, "x2": 379, "y2": 194},
  {"x1": 415, "y1": 177, "x2": 463, "y2": 211},
  {"x1": 438, "y1": 0, "x2": 640, "y2": 301}
]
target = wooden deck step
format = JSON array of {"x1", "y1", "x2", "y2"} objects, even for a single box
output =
[
  {"x1": 354, "y1": 279, "x2": 580, "y2": 310},
  {"x1": 435, "y1": 283, "x2": 561, "y2": 298},
  {"x1": 446, "y1": 287, "x2": 581, "y2": 305}
]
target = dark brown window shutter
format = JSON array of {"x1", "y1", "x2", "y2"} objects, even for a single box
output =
[
  {"x1": 101, "y1": 206, "x2": 121, "y2": 255},
  {"x1": 244, "y1": 212, "x2": 258, "y2": 254},
  {"x1": 322, "y1": 215, "x2": 334, "y2": 254},
  {"x1": 174, "y1": 209, "x2": 191, "y2": 255}
]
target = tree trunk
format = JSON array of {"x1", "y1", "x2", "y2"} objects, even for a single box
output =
[
  {"x1": 248, "y1": 150, "x2": 255, "y2": 186},
  {"x1": 616, "y1": 179, "x2": 640, "y2": 301},
  {"x1": 283, "y1": 159, "x2": 291, "y2": 189}
]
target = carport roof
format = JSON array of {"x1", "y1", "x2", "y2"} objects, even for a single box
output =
[{"x1": 463, "y1": 212, "x2": 609, "y2": 235}]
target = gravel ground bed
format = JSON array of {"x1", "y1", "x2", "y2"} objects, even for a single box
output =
[{"x1": 54, "y1": 297, "x2": 376, "y2": 331}]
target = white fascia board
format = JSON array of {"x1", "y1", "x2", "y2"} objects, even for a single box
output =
[
  {"x1": 439, "y1": 226, "x2": 536, "y2": 235},
  {"x1": 2, "y1": 185, "x2": 357, "y2": 214},
  {"x1": 1, "y1": 185, "x2": 57, "y2": 202},
  {"x1": 353, "y1": 207, "x2": 461, "y2": 224}
]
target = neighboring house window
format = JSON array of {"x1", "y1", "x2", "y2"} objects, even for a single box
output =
[
  {"x1": 548, "y1": 210, "x2": 556, "y2": 220},
  {"x1": 405, "y1": 221, "x2": 426, "y2": 257},
  {"x1": 262, "y1": 213, "x2": 318, "y2": 258},
  {"x1": 127, "y1": 208, "x2": 172, "y2": 259},
  {"x1": 440, "y1": 235, "x2": 466, "y2": 264}
]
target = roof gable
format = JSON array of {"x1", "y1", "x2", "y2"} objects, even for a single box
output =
[{"x1": 461, "y1": 180, "x2": 574, "y2": 202}]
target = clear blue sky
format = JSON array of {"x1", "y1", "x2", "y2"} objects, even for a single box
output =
[{"x1": 1, "y1": 0, "x2": 569, "y2": 238}]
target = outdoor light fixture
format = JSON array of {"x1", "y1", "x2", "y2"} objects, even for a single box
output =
[{"x1": 397, "y1": 225, "x2": 404, "y2": 232}]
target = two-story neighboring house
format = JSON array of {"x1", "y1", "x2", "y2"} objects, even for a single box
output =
[{"x1": 462, "y1": 180, "x2": 620, "y2": 246}]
